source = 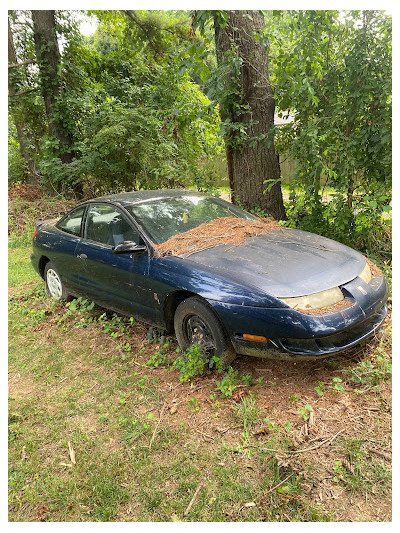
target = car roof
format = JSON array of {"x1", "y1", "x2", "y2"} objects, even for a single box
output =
[{"x1": 88, "y1": 189, "x2": 208, "y2": 207}]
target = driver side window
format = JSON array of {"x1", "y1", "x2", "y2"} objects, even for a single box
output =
[{"x1": 85, "y1": 204, "x2": 142, "y2": 246}]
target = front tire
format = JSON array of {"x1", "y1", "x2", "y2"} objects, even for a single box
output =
[
  {"x1": 174, "y1": 296, "x2": 236, "y2": 365},
  {"x1": 44, "y1": 262, "x2": 69, "y2": 300}
]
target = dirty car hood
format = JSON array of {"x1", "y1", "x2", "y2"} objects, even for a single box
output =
[{"x1": 184, "y1": 228, "x2": 365, "y2": 298}]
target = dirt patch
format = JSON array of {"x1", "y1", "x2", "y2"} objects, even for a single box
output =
[{"x1": 154, "y1": 216, "x2": 283, "y2": 257}]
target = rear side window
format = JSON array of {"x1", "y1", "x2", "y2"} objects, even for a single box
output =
[
  {"x1": 56, "y1": 206, "x2": 86, "y2": 237},
  {"x1": 85, "y1": 204, "x2": 142, "y2": 247}
]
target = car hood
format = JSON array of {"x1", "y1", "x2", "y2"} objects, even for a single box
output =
[{"x1": 184, "y1": 228, "x2": 365, "y2": 298}]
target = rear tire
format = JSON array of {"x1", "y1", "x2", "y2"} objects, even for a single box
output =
[
  {"x1": 174, "y1": 296, "x2": 236, "y2": 365},
  {"x1": 44, "y1": 262, "x2": 69, "y2": 301}
]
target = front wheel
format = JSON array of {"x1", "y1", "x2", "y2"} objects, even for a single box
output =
[
  {"x1": 44, "y1": 262, "x2": 69, "y2": 300},
  {"x1": 174, "y1": 296, "x2": 236, "y2": 366}
]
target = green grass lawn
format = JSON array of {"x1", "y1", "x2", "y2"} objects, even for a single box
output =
[{"x1": 8, "y1": 240, "x2": 392, "y2": 522}]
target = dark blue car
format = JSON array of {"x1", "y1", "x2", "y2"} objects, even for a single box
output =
[{"x1": 31, "y1": 189, "x2": 388, "y2": 364}]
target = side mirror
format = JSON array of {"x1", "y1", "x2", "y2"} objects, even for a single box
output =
[{"x1": 112, "y1": 241, "x2": 147, "y2": 254}]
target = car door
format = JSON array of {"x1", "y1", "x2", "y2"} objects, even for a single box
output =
[
  {"x1": 50, "y1": 205, "x2": 88, "y2": 293},
  {"x1": 74, "y1": 203, "x2": 156, "y2": 321}
]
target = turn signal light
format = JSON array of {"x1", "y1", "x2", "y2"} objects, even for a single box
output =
[
  {"x1": 33, "y1": 230, "x2": 37, "y2": 238},
  {"x1": 243, "y1": 334, "x2": 267, "y2": 342}
]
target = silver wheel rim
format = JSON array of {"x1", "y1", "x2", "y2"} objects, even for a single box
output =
[{"x1": 46, "y1": 268, "x2": 63, "y2": 299}]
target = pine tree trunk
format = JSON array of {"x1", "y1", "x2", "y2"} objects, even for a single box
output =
[{"x1": 214, "y1": 11, "x2": 286, "y2": 220}]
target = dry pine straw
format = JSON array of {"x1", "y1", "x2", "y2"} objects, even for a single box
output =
[{"x1": 154, "y1": 216, "x2": 282, "y2": 257}]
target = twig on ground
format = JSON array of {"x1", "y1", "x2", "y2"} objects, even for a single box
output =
[
  {"x1": 215, "y1": 424, "x2": 242, "y2": 434},
  {"x1": 67, "y1": 441, "x2": 76, "y2": 466},
  {"x1": 289, "y1": 429, "x2": 345, "y2": 454},
  {"x1": 265, "y1": 474, "x2": 292, "y2": 495},
  {"x1": 195, "y1": 429, "x2": 214, "y2": 441},
  {"x1": 368, "y1": 448, "x2": 391, "y2": 462},
  {"x1": 184, "y1": 481, "x2": 204, "y2": 516},
  {"x1": 149, "y1": 401, "x2": 167, "y2": 449}
]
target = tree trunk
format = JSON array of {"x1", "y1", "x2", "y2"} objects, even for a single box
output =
[
  {"x1": 214, "y1": 11, "x2": 286, "y2": 220},
  {"x1": 8, "y1": 19, "x2": 40, "y2": 185},
  {"x1": 31, "y1": 10, "x2": 83, "y2": 197}
]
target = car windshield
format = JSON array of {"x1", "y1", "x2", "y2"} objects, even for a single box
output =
[{"x1": 125, "y1": 195, "x2": 257, "y2": 244}]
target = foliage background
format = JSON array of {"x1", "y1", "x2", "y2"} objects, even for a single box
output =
[{"x1": 8, "y1": 9, "x2": 391, "y2": 259}]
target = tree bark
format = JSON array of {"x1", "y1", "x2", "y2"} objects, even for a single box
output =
[
  {"x1": 8, "y1": 19, "x2": 40, "y2": 185},
  {"x1": 214, "y1": 11, "x2": 287, "y2": 220},
  {"x1": 31, "y1": 10, "x2": 83, "y2": 197}
]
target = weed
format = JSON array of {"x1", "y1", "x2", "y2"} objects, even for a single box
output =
[
  {"x1": 262, "y1": 418, "x2": 278, "y2": 432},
  {"x1": 314, "y1": 382, "x2": 325, "y2": 397},
  {"x1": 297, "y1": 405, "x2": 313, "y2": 422},
  {"x1": 332, "y1": 460, "x2": 343, "y2": 483},
  {"x1": 332, "y1": 377, "x2": 345, "y2": 392},
  {"x1": 146, "y1": 346, "x2": 171, "y2": 367},
  {"x1": 241, "y1": 374, "x2": 255, "y2": 386},
  {"x1": 68, "y1": 297, "x2": 97, "y2": 312},
  {"x1": 147, "y1": 327, "x2": 166, "y2": 344},
  {"x1": 172, "y1": 344, "x2": 207, "y2": 382},
  {"x1": 284, "y1": 421, "x2": 294, "y2": 433},
  {"x1": 233, "y1": 395, "x2": 258, "y2": 435},
  {"x1": 289, "y1": 394, "x2": 300, "y2": 402},
  {"x1": 116, "y1": 342, "x2": 132, "y2": 354},
  {"x1": 343, "y1": 341, "x2": 392, "y2": 387},
  {"x1": 215, "y1": 367, "x2": 239, "y2": 398},
  {"x1": 120, "y1": 417, "x2": 152, "y2": 446},
  {"x1": 186, "y1": 398, "x2": 200, "y2": 413},
  {"x1": 209, "y1": 393, "x2": 221, "y2": 410}
]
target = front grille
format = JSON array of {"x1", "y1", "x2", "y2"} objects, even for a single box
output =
[{"x1": 280, "y1": 306, "x2": 387, "y2": 355}]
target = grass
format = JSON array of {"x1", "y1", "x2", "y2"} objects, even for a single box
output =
[{"x1": 8, "y1": 233, "x2": 392, "y2": 522}]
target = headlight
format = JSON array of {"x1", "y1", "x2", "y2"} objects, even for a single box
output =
[
  {"x1": 281, "y1": 286, "x2": 344, "y2": 311},
  {"x1": 358, "y1": 262, "x2": 372, "y2": 284}
]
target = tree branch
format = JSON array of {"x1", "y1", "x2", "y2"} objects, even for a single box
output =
[{"x1": 8, "y1": 59, "x2": 36, "y2": 69}]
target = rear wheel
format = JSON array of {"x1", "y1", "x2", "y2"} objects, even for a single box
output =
[
  {"x1": 174, "y1": 296, "x2": 236, "y2": 365},
  {"x1": 44, "y1": 262, "x2": 69, "y2": 300}
]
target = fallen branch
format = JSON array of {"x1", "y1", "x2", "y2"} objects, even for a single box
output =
[{"x1": 184, "y1": 481, "x2": 204, "y2": 516}]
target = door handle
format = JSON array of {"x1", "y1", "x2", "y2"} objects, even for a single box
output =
[{"x1": 77, "y1": 253, "x2": 88, "y2": 260}]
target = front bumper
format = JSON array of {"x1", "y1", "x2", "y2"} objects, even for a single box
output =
[{"x1": 211, "y1": 276, "x2": 389, "y2": 359}]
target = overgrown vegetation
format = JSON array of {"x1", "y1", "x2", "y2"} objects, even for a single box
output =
[
  {"x1": 8, "y1": 10, "x2": 221, "y2": 196},
  {"x1": 271, "y1": 10, "x2": 392, "y2": 259}
]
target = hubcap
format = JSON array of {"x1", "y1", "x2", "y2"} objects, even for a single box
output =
[
  {"x1": 46, "y1": 268, "x2": 63, "y2": 299},
  {"x1": 185, "y1": 315, "x2": 216, "y2": 354}
]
